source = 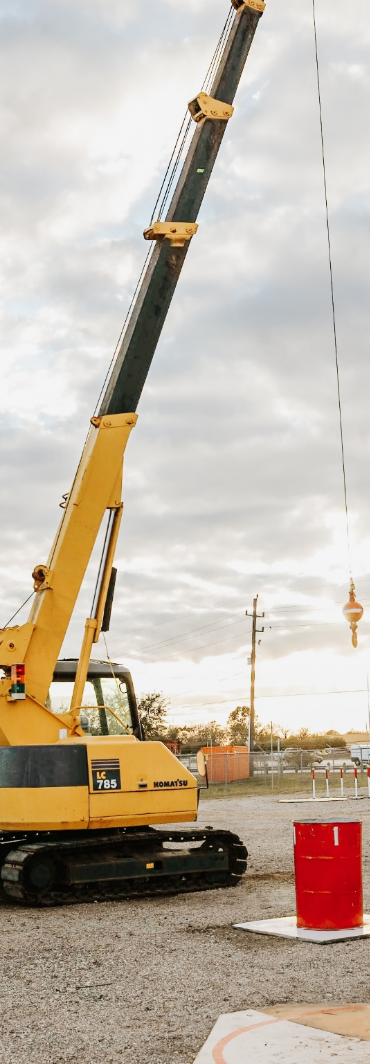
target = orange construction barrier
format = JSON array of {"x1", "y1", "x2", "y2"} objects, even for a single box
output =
[{"x1": 201, "y1": 745, "x2": 249, "y2": 783}]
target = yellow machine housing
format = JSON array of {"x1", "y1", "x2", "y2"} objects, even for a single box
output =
[{"x1": 0, "y1": 736, "x2": 198, "y2": 832}]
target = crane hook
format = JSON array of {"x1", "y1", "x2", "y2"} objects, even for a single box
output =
[{"x1": 343, "y1": 580, "x2": 363, "y2": 648}]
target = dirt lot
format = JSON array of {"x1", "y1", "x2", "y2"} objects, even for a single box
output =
[{"x1": 1, "y1": 794, "x2": 370, "y2": 1064}]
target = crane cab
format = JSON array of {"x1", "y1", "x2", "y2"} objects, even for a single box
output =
[
  {"x1": 0, "y1": 659, "x2": 198, "y2": 833},
  {"x1": 48, "y1": 658, "x2": 143, "y2": 740}
]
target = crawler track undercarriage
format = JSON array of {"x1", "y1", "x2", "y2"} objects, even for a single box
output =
[{"x1": 0, "y1": 827, "x2": 247, "y2": 906}]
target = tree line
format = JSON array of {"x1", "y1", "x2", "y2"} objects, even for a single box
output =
[{"x1": 138, "y1": 695, "x2": 346, "y2": 753}]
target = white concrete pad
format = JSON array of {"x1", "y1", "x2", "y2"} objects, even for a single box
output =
[
  {"x1": 234, "y1": 913, "x2": 370, "y2": 944},
  {"x1": 278, "y1": 800, "x2": 365, "y2": 804},
  {"x1": 193, "y1": 1008, "x2": 370, "y2": 1063},
  {"x1": 279, "y1": 796, "x2": 348, "y2": 804}
]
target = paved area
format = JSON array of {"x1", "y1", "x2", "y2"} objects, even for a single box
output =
[
  {"x1": 193, "y1": 1007, "x2": 370, "y2": 1063},
  {"x1": 1, "y1": 795, "x2": 370, "y2": 1064}
]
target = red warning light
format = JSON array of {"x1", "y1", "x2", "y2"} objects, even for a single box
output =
[{"x1": 10, "y1": 663, "x2": 26, "y2": 701}]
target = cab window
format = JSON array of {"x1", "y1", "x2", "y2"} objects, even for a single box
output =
[{"x1": 47, "y1": 677, "x2": 133, "y2": 735}]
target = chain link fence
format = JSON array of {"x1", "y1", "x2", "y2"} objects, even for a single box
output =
[{"x1": 178, "y1": 749, "x2": 367, "y2": 798}]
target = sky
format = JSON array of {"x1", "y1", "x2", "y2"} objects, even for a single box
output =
[{"x1": 1, "y1": 0, "x2": 370, "y2": 734}]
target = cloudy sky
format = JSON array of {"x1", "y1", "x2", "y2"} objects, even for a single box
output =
[{"x1": 1, "y1": 0, "x2": 370, "y2": 734}]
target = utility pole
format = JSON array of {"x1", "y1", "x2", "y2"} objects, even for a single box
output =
[{"x1": 246, "y1": 595, "x2": 265, "y2": 764}]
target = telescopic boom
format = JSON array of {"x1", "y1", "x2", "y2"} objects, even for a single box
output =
[{"x1": 0, "y1": 1, "x2": 265, "y2": 744}]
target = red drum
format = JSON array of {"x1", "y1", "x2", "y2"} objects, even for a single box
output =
[{"x1": 293, "y1": 819, "x2": 363, "y2": 930}]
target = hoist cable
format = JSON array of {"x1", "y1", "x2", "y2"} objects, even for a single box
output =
[
  {"x1": 312, "y1": 0, "x2": 352, "y2": 579},
  {"x1": 93, "y1": 244, "x2": 154, "y2": 418},
  {"x1": 3, "y1": 591, "x2": 36, "y2": 629},
  {"x1": 202, "y1": 8, "x2": 234, "y2": 93},
  {"x1": 150, "y1": 111, "x2": 190, "y2": 224},
  {"x1": 156, "y1": 117, "x2": 193, "y2": 221},
  {"x1": 97, "y1": 6, "x2": 236, "y2": 418},
  {"x1": 150, "y1": 5, "x2": 235, "y2": 224}
]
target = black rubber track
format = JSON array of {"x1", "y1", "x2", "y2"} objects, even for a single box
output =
[{"x1": 0, "y1": 829, "x2": 247, "y2": 907}]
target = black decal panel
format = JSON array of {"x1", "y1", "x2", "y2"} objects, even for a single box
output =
[{"x1": 91, "y1": 758, "x2": 121, "y2": 792}]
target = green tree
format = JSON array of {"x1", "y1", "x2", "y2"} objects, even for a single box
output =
[
  {"x1": 176, "y1": 721, "x2": 226, "y2": 753},
  {"x1": 227, "y1": 705, "x2": 250, "y2": 745},
  {"x1": 137, "y1": 692, "x2": 169, "y2": 740}
]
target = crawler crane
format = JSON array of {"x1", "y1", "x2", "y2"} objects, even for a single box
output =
[{"x1": 0, "y1": 0, "x2": 265, "y2": 904}]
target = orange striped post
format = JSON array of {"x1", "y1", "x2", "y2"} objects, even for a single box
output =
[{"x1": 312, "y1": 767, "x2": 316, "y2": 800}]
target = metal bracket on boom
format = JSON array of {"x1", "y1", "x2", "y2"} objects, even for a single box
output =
[
  {"x1": 0, "y1": 622, "x2": 35, "y2": 667},
  {"x1": 143, "y1": 222, "x2": 198, "y2": 248},
  {"x1": 231, "y1": 0, "x2": 265, "y2": 12},
  {"x1": 188, "y1": 93, "x2": 234, "y2": 125},
  {"x1": 32, "y1": 565, "x2": 53, "y2": 591}
]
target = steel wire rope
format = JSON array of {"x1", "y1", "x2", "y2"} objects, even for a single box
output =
[
  {"x1": 49, "y1": 241, "x2": 155, "y2": 569},
  {"x1": 91, "y1": 5, "x2": 236, "y2": 431},
  {"x1": 102, "y1": 632, "x2": 131, "y2": 722},
  {"x1": 149, "y1": 111, "x2": 191, "y2": 224},
  {"x1": 312, "y1": 0, "x2": 352, "y2": 579},
  {"x1": 92, "y1": 243, "x2": 154, "y2": 419},
  {"x1": 155, "y1": 117, "x2": 193, "y2": 221},
  {"x1": 2, "y1": 591, "x2": 36, "y2": 629},
  {"x1": 150, "y1": 5, "x2": 234, "y2": 223},
  {"x1": 201, "y1": 8, "x2": 234, "y2": 93}
]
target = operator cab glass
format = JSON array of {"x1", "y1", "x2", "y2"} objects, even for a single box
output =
[{"x1": 47, "y1": 659, "x2": 142, "y2": 739}]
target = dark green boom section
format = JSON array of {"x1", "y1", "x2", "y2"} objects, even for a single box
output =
[{"x1": 99, "y1": 3, "x2": 264, "y2": 417}]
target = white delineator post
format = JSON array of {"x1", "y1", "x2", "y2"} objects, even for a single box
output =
[
  {"x1": 340, "y1": 766, "x2": 344, "y2": 798},
  {"x1": 367, "y1": 766, "x2": 370, "y2": 798},
  {"x1": 312, "y1": 767, "x2": 316, "y2": 800},
  {"x1": 354, "y1": 765, "x2": 358, "y2": 799},
  {"x1": 326, "y1": 767, "x2": 329, "y2": 798}
]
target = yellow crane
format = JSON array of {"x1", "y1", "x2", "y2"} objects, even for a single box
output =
[{"x1": 0, "y1": 0, "x2": 265, "y2": 904}]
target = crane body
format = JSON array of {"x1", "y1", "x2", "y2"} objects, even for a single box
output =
[{"x1": 0, "y1": 0, "x2": 264, "y2": 904}]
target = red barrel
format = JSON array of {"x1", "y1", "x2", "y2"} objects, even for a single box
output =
[{"x1": 293, "y1": 819, "x2": 363, "y2": 930}]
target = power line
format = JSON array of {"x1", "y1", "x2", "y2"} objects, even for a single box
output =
[
  {"x1": 125, "y1": 599, "x2": 370, "y2": 659},
  {"x1": 145, "y1": 625, "x2": 251, "y2": 665},
  {"x1": 169, "y1": 686, "x2": 370, "y2": 712},
  {"x1": 133, "y1": 612, "x2": 245, "y2": 655},
  {"x1": 116, "y1": 575, "x2": 370, "y2": 644},
  {"x1": 256, "y1": 688, "x2": 369, "y2": 699},
  {"x1": 268, "y1": 619, "x2": 370, "y2": 631},
  {"x1": 312, "y1": 0, "x2": 352, "y2": 578}
]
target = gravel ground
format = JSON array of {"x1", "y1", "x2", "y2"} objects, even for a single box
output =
[{"x1": 1, "y1": 794, "x2": 370, "y2": 1064}]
